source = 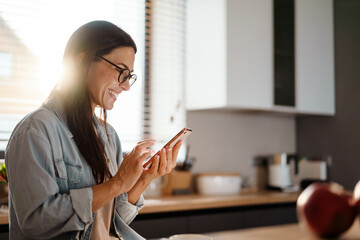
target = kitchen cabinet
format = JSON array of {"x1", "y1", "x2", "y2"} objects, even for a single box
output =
[
  {"x1": 0, "y1": 192, "x2": 298, "y2": 239},
  {"x1": 295, "y1": 0, "x2": 334, "y2": 115},
  {"x1": 186, "y1": 0, "x2": 273, "y2": 111},
  {"x1": 131, "y1": 203, "x2": 297, "y2": 239},
  {"x1": 186, "y1": 0, "x2": 334, "y2": 115},
  {"x1": 130, "y1": 192, "x2": 299, "y2": 239}
]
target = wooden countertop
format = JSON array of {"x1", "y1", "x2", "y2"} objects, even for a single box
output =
[
  {"x1": 0, "y1": 208, "x2": 8, "y2": 225},
  {"x1": 0, "y1": 191, "x2": 299, "y2": 225},
  {"x1": 206, "y1": 221, "x2": 360, "y2": 240},
  {"x1": 140, "y1": 190, "x2": 300, "y2": 214}
]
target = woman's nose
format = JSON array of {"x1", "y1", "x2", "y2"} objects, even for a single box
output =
[{"x1": 121, "y1": 80, "x2": 131, "y2": 91}]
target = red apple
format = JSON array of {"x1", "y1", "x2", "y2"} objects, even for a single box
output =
[{"x1": 297, "y1": 182, "x2": 356, "y2": 238}]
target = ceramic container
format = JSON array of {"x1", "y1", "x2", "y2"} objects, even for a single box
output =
[{"x1": 197, "y1": 173, "x2": 242, "y2": 195}]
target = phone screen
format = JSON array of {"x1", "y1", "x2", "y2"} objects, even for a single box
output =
[{"x1": 143, "y1": 128, "x2": 192, "y2": 168}]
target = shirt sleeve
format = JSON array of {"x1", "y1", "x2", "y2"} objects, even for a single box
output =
[
  {"x1": 115, "y1": 192, "x2": 145, "y2": 225},
  {"x1": 113, "y1": 132, "x2": 145, "y2": 225},
  {"x1": 5, "y1": 127, "x2": 93, "y2": 239}
]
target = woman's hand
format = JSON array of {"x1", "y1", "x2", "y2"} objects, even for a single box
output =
[
  {"x1": 127, "y1": 140, "x2": 183, "y2": 204},
  {"x1": 92, "y1": 139, "x2": 156, "y2": 212},
  {"x1": 141, "y1": 140, "x2": 183, "y2": 184},
  {"x1": 113, "y1": 139, "x2": 157, "y2": 193}
]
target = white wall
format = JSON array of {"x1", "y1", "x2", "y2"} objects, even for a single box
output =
[{"x1": 187, "y1": 111, "x2": 296, "y2": 187}]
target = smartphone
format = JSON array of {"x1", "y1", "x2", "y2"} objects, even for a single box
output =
[{"x1": 143, "y1": 128, "x2": 192, "y2": 168}]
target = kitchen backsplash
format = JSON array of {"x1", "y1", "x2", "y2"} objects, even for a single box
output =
[{"x1": 187, "y1": 110, "x2": 296, "y2": 188}]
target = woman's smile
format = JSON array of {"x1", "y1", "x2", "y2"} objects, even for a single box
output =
[{"x1": 107, "y1": 88, "x2": 120, "y2": 99}]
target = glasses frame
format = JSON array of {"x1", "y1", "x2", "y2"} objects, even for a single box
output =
[{"x1": 97, "y1": 56, "x2": 137, "y2": 86}]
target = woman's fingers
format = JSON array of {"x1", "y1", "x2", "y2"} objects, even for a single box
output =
[
  {"x1": 158, "y1": 148, "x2": 167, "y2": 174},
  {"x1": 149, "y1": 155, "x2": 160, "y2": 173},
  {"x1": 172, "y1": 140, "x2": 182, "y2": 160},
  {"x1": 146, "y1": 149, "x2": 156, "y2": 156},
  {"x1": 136, "y1": 139, "x2": 157, "y2": 149},
  {"x1": 133, "y1": 140, "x2": 157, "y2": 155},
  {"x1": 137, "y1": 139, "x2": 157, "y2": 146},
  {"x1": 138, "y1": 139, "x2": 184, "y2": 179},
  {"x1": 165, "y1": 147, "x2": 174, "y2": 172},
  {"x1": 137, "y1": 151, "x2": 152, "y2": 165}
]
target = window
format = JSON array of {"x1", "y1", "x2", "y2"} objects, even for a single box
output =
[
  {"x1": 0, "y1": 0, "x2": 145, "y2": 152},
  {"x1": 145, "y1": 0, "x2": 187, "y2": 160},
  {"x1": 0, "y1": 0, "x2": 187, "y2": 159},
  {"x1": 0, "y1": 52, "x2": 12, "y2": 78}
]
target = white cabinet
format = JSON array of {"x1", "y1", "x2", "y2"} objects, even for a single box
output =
[
  {"x1": 185, "y1": 0, "x2": 335, "y2": 115},
  {"x1": 186, "y1": 0, "x2": 273, "y2": 111},
  {"x1": 295, "y1": 0, "x2": 335, "y2": 115}
]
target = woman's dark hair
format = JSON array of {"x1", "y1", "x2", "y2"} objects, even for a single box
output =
[{"x1": 56, "y1": 21, "x2": 137, "y2": 184}]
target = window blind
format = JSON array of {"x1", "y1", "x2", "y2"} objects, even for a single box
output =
[
  {"x1": 144, "y1": 0, "x2": 187, "y2": 160},
  {"x1": 0, "y1": 0, "x2": 145, "y2": 152}
]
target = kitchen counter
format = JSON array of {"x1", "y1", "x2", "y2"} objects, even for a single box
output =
[
  {"x1": 132, "y1": 190, "x2": 299, "y2": 238},
  {"x1": 206, "y1": 221, "x2": 360, "y2": 239},
  {"x1": 140, "y1": 190, "x2": 300, "y2": 214},
  {"x1": 0, "y1": 210, "x2": 7, "y2": 225},
  {"x1": 0, "y1": 190, "x2": 299, "y2": 225}
]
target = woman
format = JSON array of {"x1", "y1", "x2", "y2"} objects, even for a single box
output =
[{"x1": 5, "y1": 21, "x2": 182, "y2": 239}]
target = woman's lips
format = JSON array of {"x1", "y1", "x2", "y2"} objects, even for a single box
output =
[{"x1": 107, "y1": 88, "x2": 120, "y2": 99}]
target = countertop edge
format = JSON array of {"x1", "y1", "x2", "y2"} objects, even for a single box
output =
[{"x1": 139, "y1": 191, "x2": 300, "y2": 214}]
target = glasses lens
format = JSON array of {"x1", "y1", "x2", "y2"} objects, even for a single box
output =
[
  {"x1": 118, "y1": 69, "x2": 129, "y2": 83},
  {"x1": 128, "y1": 74, "x2": 137, "y2": 86},
  {"x1": 119, "y1": 69, "x2": 136, "y2": 86}
]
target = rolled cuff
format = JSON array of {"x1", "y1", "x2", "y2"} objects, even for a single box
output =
[
  {"x1": 134, "y1": 194, "x2": 145, "y2": 209},
  {"x1": 70, "y1": 187, "x2": 93, "y2": 225},
  {"x1": 115, "y1": 193, "x2": 144, "y2": 224}
]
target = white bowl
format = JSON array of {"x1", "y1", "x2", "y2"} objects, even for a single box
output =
[
  {"x1": 169, "y1": 234, "x2": 214, "y2": 240},
  {"x1": 197, "y1": 173, "x2": 242, "y2": 195}
]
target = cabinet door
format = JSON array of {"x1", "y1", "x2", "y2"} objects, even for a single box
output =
[
  {"x1": 186, "y1": 0, "x2": 227, "y2": 110},
  {"x1": 295, "y1": 0, "x2": 335, "y2": 115},
  {"x1": 227, "y1": 0, "x2": 273, "y2": 109}
]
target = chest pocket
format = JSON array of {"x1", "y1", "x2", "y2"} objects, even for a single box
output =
[{"x1": 54, "y1": 158, "x2": 83, "y2": 183}]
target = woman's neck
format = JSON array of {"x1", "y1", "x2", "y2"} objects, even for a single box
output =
[{"x1": 91, "y1": 102, "x2": 96, "y2": 116}]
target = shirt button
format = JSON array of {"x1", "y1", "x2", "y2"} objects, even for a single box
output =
[{"x1": 107, "y1": 158, "x2": 110, "y2": 163}]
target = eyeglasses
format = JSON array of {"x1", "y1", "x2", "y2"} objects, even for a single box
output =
[{"x1": 97, "y1": 56, "x2": 137, "y2": 86}]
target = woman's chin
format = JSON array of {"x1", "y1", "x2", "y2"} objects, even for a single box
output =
[
  {"x1": 104, "y1": 103, "x2": 114, "y2": 110},
  {"x1": 102, "y1": 97, "x2": 116, "y2": 110}
]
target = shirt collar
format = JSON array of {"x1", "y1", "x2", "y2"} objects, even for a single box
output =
[{"x1": 42, "y1": 91, "x2": 74, "y2": 138}]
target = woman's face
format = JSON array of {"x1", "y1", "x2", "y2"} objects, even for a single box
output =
[{"x1": 87, "y1": 46, "x2": 135, "y2": 111}]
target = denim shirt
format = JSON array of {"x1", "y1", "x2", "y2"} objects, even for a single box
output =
[{"x1": 5, "y1": 92, "x2": 145, "y2": 240}]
